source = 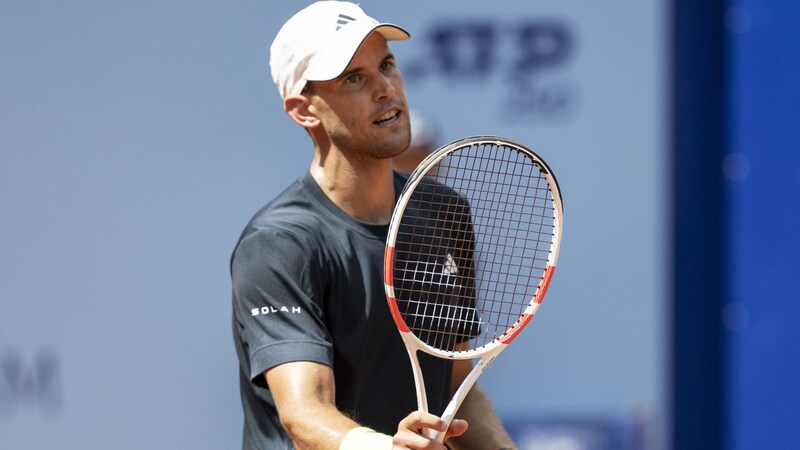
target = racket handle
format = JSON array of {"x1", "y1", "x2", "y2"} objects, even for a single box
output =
[
  {"x1": 430, "y1": 356, "x2": 493, "y2": 442},
  {"x1": 430, "y1": 428, "x2": 447, "y2": 443},
  {"x1": 428, "y1": 398, "x2": 461, "y2": 443}
]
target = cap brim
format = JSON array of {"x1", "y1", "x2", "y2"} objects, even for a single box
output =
[{"x1": 304, "y1": 22, "x2": 410, "y2": 83}]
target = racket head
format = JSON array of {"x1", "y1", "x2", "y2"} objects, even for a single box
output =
[{"x1": 384, "y1": 136, "x2": 563, "y2": 359}]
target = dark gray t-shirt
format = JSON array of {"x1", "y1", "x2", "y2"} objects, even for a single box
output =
[{"x1": 231, "y1": 171, "x2": 453, "y2": 450}]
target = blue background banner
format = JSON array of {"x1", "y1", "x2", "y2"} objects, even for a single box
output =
[{"x1": 725, "y1": 1, "x2": 800, "y2": 448}]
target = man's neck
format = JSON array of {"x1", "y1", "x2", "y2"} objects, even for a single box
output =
[{"x1": 309, "y1": 153, "x2": 396, "y2": 225}]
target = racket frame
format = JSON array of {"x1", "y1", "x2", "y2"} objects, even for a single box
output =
[{"x1": 384, "y1": 136, "x2": 563, "y2": 441}]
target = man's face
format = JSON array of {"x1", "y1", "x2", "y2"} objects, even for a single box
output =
[{"x1": 307, "y1": 32, "x2": 411, "y2": 160}]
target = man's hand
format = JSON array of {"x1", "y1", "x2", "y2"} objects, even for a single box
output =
[{"x1": 392, "y1": 411, "x2": 469, "y2": 449}]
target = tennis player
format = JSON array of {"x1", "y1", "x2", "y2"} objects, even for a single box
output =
[{"x1": 230, "y1": 2, "x2": 516, "y2": 449}]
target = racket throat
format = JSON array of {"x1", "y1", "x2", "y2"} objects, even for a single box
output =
[
  {"x1": 406, "y1": 347, "x2": 430, "y2": 414},
  {"x1": 431, "y1": 356, "x2": 492, "y2": 442}
]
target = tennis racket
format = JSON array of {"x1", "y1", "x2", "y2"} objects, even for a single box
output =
[{"x1": 384, "y1": 135, "x2": 563, "y2": 442}]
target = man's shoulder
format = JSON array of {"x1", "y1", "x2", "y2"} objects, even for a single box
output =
[{"x1": 244, "y1": 198, "x2": 329, "y2": 244}]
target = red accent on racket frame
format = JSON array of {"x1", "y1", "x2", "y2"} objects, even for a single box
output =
[
  {"x1": 499, "y1": 264, "x2": 556, "y2": 345},
  {"x1": 383, "y1": 244, "x2": 395, "y2": 286},
  {"x1": 387, "y1": 299, "x2": 411, "y2": 333},
  {"x1": 501, "y1": 313, "x2": 532, "y2": 344},
  {"x1": 383, "y1": 245, "x2": 411, "y2": 333},
  {"x1": 534, "y1": 265, "x2": 556, "y2": 304}
]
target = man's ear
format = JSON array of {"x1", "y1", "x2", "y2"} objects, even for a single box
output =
[{"x1": 284, "y1": 95, "x2": 319, "y2": 129}]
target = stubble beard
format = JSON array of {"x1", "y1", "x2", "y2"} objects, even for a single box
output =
[{"x1": 330, "y1": 115, "x2": 412, "y2": 161}]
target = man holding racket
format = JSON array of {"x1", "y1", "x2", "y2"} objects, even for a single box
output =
[{"x1": 231, "y1": 2, "x2": 517, "y2": 449}]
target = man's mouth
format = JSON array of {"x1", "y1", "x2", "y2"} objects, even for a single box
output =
[{"x1": 374, "y1": 110, "x2": 400, "y2": 125}]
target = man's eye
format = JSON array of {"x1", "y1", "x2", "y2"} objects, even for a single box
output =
[{"x1": 345, "y1": 74, "x2": 362, "y2": 84}]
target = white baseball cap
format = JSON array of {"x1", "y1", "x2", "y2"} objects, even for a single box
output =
[{"x1": 270, "y1": 1, "x2": 410, "y2": 100}]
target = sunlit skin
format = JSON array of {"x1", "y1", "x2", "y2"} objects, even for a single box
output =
[
  {"x1": 284, "y1": 32, "x2": 411, "y2": 224},
  {"x1": 305, "y1": 33, "x2": 411, "y2": 160}
]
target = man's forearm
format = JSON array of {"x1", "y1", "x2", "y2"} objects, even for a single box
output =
[
  {"x1": 279, "y1": 399, "x2": 361, "y2": 450},
  {"x1": 265, "y1": 363, "x2": 362, "y2": 450}
]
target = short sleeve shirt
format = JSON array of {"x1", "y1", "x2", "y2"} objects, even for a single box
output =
[{"x1": 230, "y1": 172, "x2": 453, "y2": 450}]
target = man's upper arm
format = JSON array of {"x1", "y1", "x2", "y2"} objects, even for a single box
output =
[{"x1": 232, "y1": 227, "x2": 333, "y2": 385}]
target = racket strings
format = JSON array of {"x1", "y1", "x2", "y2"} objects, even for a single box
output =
[{"x1": 393, "y1": 143, "x2": 557, "y2": 351}]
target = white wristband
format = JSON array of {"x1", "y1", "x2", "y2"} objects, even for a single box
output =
[{"x1": 339, "y1": 426, "x2": 392, "y2": 450}]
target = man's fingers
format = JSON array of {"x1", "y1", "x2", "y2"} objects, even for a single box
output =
[
  {"x1": 443, "y1": 419, "x2": 469, "y2": 441},
  {"x1": 398, "y1": 411, "x2": 447, "y2": 433},
  {"x1": 394, "y1": 412, "x2": 470, "y2": 449}
]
